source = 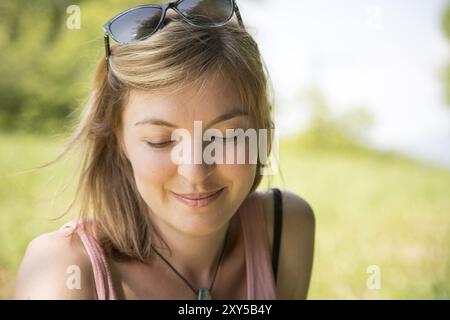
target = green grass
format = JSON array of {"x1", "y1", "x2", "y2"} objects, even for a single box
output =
[
  {"x1": 1, "y1": 132, "x2": 449, "y2": 299},
  {"x1": 263, "y1": 138, "x2": 450, "y2": 299},
  {"x1": 0, "y1": 132, "x2": 79, "y2": 298}
]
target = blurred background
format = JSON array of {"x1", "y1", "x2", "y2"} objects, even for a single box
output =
[{"x1": 0, "y1": 0, "x2": 449, "y2": 299}]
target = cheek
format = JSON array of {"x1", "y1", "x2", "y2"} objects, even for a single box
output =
[
  {"x1": 128, "y1": 144, "x2": 176, "y2": 187},
  {"x1": 218, "y1": 162, "x2": 257, "y2": 189}
]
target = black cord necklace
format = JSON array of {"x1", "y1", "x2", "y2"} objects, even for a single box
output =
[{"x1": 150, "y1": 227, "x2": 230, "y2": 300}]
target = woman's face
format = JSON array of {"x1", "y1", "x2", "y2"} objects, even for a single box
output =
[{"x1": 121, "y1": 73, "x2": 257, "y2": 237}]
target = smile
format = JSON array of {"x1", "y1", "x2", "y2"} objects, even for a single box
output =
[{"x1": 171, "y1": 188, "x2": 225, "y2": 208}]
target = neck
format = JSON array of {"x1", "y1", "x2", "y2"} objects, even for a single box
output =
[{"x1": 149, "y1": 215, "x2": 236, "y2": 288}]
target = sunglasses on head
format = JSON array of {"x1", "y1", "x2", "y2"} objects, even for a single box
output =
[{"x1": 103, "y1": 0, "x2": 245, "y2": 61}]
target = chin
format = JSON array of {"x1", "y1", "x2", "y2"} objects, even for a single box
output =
[{"x1": 175, "y1": 206, "x2": 230, "y2": 237}]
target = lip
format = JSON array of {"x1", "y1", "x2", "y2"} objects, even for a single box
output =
[{"x1": 171, "y1": 188, "x2": 225, "y2": 208}]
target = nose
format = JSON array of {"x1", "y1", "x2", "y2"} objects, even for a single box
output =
[
  {"x1": 177, "y1": 161, "x2": 215, "y2": 184},
  {"x1": 175, "y1": 136, "x2": 217, "y2": 183}
]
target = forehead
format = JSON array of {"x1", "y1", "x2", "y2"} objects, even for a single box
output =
[{"x1": 123, "y1": 72, "x2": 245, "y2": 126}]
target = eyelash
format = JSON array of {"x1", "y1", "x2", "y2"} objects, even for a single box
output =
[
  {"x1": 145, "y1": 136, "x2": 239, "y2": 149},
  {"x1": 146, "y1": 141, "x2": 174, "y2": 149},
  {"x1": 213, "y1": 135, "x2": 239, "y2": 143}
]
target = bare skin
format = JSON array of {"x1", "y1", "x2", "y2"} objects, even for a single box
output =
[{"x1": 14, "y1": 73, "x2": 315, "y2": 300}]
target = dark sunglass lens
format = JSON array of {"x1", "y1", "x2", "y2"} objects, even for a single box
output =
[
  {"x1": 109, "y1": 7, "x2": 163, "y2": 44},
  {"x1": 177, "y1": 0, "x2": 234, "y2": 26}
]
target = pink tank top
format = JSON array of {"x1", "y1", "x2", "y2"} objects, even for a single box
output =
[{"x1": 59, "y1": 192, "x2": 277, "y2": 300}]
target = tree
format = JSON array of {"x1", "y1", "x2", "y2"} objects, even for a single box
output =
[{"x1": 0, "y1": 0, "x2": 143, "y2": 134}]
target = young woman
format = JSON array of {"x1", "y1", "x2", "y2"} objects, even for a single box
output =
[{"x1": 15, "y1": 0, "x2": 315, "y2": 300}]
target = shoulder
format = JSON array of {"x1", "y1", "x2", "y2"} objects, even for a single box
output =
[
  {"x1": 257, "y1": 189, "x2": 314, "y2": 226},
  {"x1": 256, "y1": 189, "x2": 315, "y2": 299},
  {"x1": 14, "y1": 222, "x2": 96, "y2": 299}
]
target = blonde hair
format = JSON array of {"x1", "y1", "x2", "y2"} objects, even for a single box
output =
[{"x1": 39, "y1": 16, "x2": 275, "y2": 263}]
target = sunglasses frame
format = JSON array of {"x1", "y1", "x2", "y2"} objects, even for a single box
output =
[{"x1": 103, "y1": 0, "x2": 245, "y2": 62}]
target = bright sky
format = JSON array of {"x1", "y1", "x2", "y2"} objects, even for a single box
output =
[{"x1": 239, "y1": 0, "x2": 450, "y2": 168}]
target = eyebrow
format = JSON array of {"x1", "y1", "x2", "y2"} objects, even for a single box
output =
[{"x1": 134, "y1": 110, "x2": 249, "y2": 128}]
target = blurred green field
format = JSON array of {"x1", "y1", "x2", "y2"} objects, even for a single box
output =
[{"x1": 1, "y1": 132, "x2": 449, "y2": 299}]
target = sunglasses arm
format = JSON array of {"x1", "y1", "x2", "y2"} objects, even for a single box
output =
[
  {"x1": 233, "y1": 0, "x2": 245, "y2": 29},
  {"x1": 104, "y1": 33, "x2": 111, "y2": 68}
]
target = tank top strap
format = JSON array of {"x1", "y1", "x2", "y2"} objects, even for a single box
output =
[
  {"x1": 59, "y1": 220, "x2": 117, "y2": 300},
  {"x1": 238, "y1": 192, "x2": 277, "y2": 300}
]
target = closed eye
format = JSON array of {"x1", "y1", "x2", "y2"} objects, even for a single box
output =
[
  {"x1": 146, "y1": 135, "x2": 240, "y2": 149},
  {"x1": 146, "y1": 141, "x2": 174, "y2": 149},
  {"x1": 213, "y1": 135, "x2": 239, "y2": 143}
]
